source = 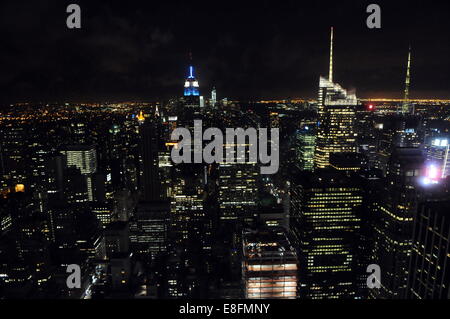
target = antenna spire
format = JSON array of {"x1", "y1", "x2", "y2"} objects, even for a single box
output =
[
  {"x1": 329, "y1": 27, "x2": 334, "y2": 83},
  {"x1": 402, "y1": 45, "x2": 412, "y2": 114},
  {"x1": 187, "y1": 51, "x2": 194, "y2": 78}
]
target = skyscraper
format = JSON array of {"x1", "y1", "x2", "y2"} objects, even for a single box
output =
[
  {"x1": 296, "y1": 125, "x2": 316, "y2": 171},
  {"x1": 371, "y1": 148, "x2": 424, "y2": 299},
  {"x1": 182, "y1": 64, "x2": 201, "y2": 108},
  {"x1": 314, "y1": 28, "x2": 357, "y2": 168},
  {"x1": 61, "y1": 145, "x2": 97, "y2": 175},
  {"x1": 169, "y1": 164, "x2": 206, "y2": 247},
  {"x1": 164, "y1": 163, "x2": 211, "y2": 298},
  {"x1": 61, "y1": 145, "x2": 97, "y2": 201},
  {"x1": 401, "y1": 46, "x2": 412, "y2": 114},
  {"x1": 290, "y1": 170, "x2": 363, "y2": 299},
  {"x1": 129, "y1": 200, "x2": 169, "y2": 260},
  {"x1": 374, "y1": 115, "x2": 422, "y2": 176},
  {"x1": 140, "y1": 120, "x2": 161, "y2": 202},
  {"x1": 218, "y1": 161, "x2": 259, "y2": 225},
  {"x1": 407, "y1": 197, "x2": 450, "y2": 299},
  {"x1": 211, "y1": 87, "x2": 217, "y2": 107},
  {"x1": 426, "y1": 137, "x2": 450, "y2": 178},
  {"x1": 183, "y1": 66, "x2": 200, "y2": 97},
  {"x1": 242, "y1": 228, "x2": 298, "y2": 299},
  {"x1": 217, "y1": 115, "x2": 260, "y2": 227}
]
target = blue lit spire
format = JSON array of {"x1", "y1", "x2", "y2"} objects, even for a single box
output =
[{"x1": 184, "y1": 65, "x2": 199, "y2": 96}]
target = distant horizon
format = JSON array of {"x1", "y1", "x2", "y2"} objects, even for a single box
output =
[{"x1": 3, "y1": 95, "x2": 450, "y2": 105}]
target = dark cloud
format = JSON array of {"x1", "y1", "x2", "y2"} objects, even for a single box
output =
[{"x1": 0, "y1": 0, "x2": 449, "y2": 102}]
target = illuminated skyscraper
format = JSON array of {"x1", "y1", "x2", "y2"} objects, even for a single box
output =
[
  {"x1": 218, "y1": 151, "x2": 258, "y2": 225},
  {"x1": 242, "y1": 228, "x2": 298, "y2": 299},
  {"x1": 0, "y1": 125, "x2": 27, "y2": 187},
  {"x1": 0, "y1": 192, "x2": 53, "y2": 297},
  {"x1": 211, "y1": 87, "x2": 217, "y2": 107},
  {"x1": 61, "y1": 145, "x2": 97, "y2": 201},
  {"x1": 314, "y1": 28, "x2": 357, "y2": 168},
  {"x1": 401, "y1": 46, "x2": 412, "y2": 114},
  {"x1": 183, "y1": 65, "x2": 200, "y2": 97},
  {"x1": 407, "y1": 197, "x2": 450, "y2": 299},
  {"x1": 290, "y1": 170, "x2": 363, "y2": 299},
  {"x1": 129, "y1": 200, "x2": 169, "y2": 260},
  {"x1": 215, "y1": 113, "x2": 260, "y2": 227},
  {"x1": 296, "y1": 125, "x2": 316, "y2": 171},
  {"x1": 374, "y1": 115, "x2": 422, "y2": 176},
  {"x1": 169, "y1": 164, "x2": 206, "y2": 247},
  {"x1": 371, "y1": 148, "x2": 423, "y2": 299},
  {"x1": 91, "y1": 202, "x2": 114, "y2": 229},
  {"x1": 426, "y1": 137, "x2": 450, "y2": 178},
  {"x1": 182, "y1": 64, "x2": 201, "y2": 108},
  {"x1": 61, "y1": 145, "x2": 97, "y2": 175},
  {"x1": 165, "y1": 164, "x2": 210, "y2": 298}
]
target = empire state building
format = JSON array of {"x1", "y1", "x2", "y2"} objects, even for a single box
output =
[{"x1": 184, "y1": 65, "x2": 200, "y2": 96}]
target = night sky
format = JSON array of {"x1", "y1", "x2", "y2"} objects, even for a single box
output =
[{"x1": 1, "y1": 0, "x2": 450, "y2": 102}]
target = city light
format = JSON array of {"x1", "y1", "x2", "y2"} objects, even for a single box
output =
[
  {"x1": 432, "y1": 138, "x2": 449, "y2": 147},
  {"x1": 14, "y1": 184, "x2": 25, "y2": 192},
  {"x1": 421, "y1": 164, "x2": 441, "y2": 185},
  {"x1": 2, "y1": 1, "x2": 450, "y2": 304},
  {"x1": 427, "y1": 164, "x2": 439, "y2": 179}
]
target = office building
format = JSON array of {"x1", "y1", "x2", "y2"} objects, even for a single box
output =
[
  {"x1": 314, "y1": 28, "x2": 357, "y2": 168},
  {"x1": 290, "y1": 170, "x2": 363, "y2": 299},
  {"x1": 242, "y1": 228, "x2": 298, "y2": 299}
]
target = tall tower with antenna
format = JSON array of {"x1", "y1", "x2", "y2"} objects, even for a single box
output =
[
  {"x1": 402, "y1": 46, "x2": 412, "y2": 114},
  {"x1": 184, "y1": 51, "x2": 200, "y2": 97},
  {"x1": 314, "y1": 27, "x2": 358, "y2": 168},
  {"x1": 329, "y1": 26, "x2": 334, "y2": 83}
]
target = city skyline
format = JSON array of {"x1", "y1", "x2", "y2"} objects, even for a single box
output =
[{"x1": 3, "y1": 0, "x2": 450, "y2": 304}]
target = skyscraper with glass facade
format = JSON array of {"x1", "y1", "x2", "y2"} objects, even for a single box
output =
[{"x1": 314, "y1": 28, "x2": 357, "y2": 169}]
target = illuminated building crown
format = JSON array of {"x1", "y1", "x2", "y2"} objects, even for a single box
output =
[{"x1": 184, "y1": 65, "x2": 200, "y2": 96}]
